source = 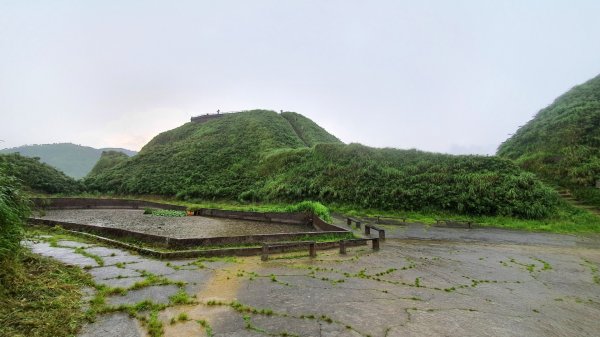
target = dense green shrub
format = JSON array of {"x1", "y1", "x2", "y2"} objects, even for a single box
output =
[
  {"x1": 256, "y1": 143, "x2": 558, "y2": 219},
  {"x1": 0, "y1": 153, "x2": 80, "y2": 194},
  {"x1": 285, "y1": 201, "x2": 332, "y2": 222},
  {"x1": 0, "y1": 165, "x2": 30, "y2": 260},
  {"x1": 498, "y1": 74, "x2": 600, "y2": 205}
]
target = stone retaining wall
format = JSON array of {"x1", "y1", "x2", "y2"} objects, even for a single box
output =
[
  {"x1": 31, "y1": 198, "x2": 186, "y2": 211},
  {"x1": 29, "y1": 198, "x2": 350, "y2": 248}
]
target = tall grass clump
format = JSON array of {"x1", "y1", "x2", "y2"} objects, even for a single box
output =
[
  {"x1": 0, "y1": 165, "x2": 30, "y2": 260},
  {"x1": 285, "y1": 201, "x2": 332, "y2": 222}
]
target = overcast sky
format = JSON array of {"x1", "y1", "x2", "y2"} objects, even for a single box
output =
[{"x1": 1, "y1": 0, "x2": 599, "y2": 154}]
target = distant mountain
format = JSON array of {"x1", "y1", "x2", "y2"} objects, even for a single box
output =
[{"x1": 0, "y1": 143, "x2": 137, "y2": 179}]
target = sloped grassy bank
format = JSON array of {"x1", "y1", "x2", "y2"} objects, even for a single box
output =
[
  {"x1": 498, "y1": 74, "x2": 600, "y2": 206},
  {"x1": 0, "y1": 165, "x2": 91, "y2": 337}
]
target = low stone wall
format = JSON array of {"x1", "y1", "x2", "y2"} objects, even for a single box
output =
[
  {"x1": 28, "y1": 218, "x2": 350, "y2": 249},
  {"x1": 190, "y1": 114, "x2": 225, "y2": 123},
  {"x1": 193, "y1": 208, "x2": 309, "y2": 226},
  {"x1": 28, "y1": 197, "x2": 351, "y2": 248},
  {"x1": 31, "y1": 198, "x2": 186, "y2": 211},
  {"x1": 312, "y1": 214, "x2": 347, "y2": 231},
  {"x1": 42, "y1": 229, "x2": 367, "y2": 259}
]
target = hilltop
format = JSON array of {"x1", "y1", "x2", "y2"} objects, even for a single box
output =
[
  {"x1": 498, "y1": 74, "x2": 600, "y2": 205},
  {"x1": 85, "y1": 110, "x2": 341, "y2": 196},
  {"x1": 85, "y1": 109, "x2": 557, "y2": 218},
  {"x1": 0, "y1": 143, "x2": 137, "y2": 179}
]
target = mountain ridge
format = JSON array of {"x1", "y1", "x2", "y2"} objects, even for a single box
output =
[{"x1": 0, "y1": 143, "x2": 137, "y2": 179}]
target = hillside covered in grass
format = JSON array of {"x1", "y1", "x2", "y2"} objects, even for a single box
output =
[
  {"x1": 498, "y1": 74, "x2": 600, "y2": 205},
  {"x1": 87, "y1": 150, "x2": 130, "y2": 177},
  {"x1": 0, "y1": 153, "x2": 80, "y2": 194},
  {"x1": 85, "y1": 109, "x2": 558, "y2": 218},
  {"x1": 0, "y1": 143, "x2": 137, "y2": 179},
  {"x1": 84, "y1": 110, "x2": 342, "y2": 198}
]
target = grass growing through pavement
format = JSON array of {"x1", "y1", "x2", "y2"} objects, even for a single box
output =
[{"x1": 0, "y1": 251, "x2": 94, "y2": 337}]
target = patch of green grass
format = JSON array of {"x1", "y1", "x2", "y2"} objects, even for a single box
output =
[
  {"x1": 147, "y1": 310, "x2": 164, "y2": 337},
  {"x1": 333, "y1": 201, "x2": 600, "y2": 234},
  {"x1": 143, "y1": 208, "x2": 187, "y2": 217},
  {"x1": 169, "y1": 289, "x2": 194, "y2": 305},
  {"x1": 533, "y1": 258, "x2": 552, "y2": 271},
  {"x1": 0, "y1": 250, "x2": 94, "y2": 337},
  {"x1": 74, "y1": 247, "x2": 104, "y2": 266}
]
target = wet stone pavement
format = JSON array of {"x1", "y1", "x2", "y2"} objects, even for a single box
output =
[{"x1": 26, "y1": 226, "x2": 600, "y2": 337}]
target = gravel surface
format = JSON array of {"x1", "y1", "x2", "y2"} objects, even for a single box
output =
[{"x1": 38, "y1": 209, "x2": 316, "y2": 238}]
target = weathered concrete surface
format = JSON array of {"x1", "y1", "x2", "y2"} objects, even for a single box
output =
[
  {"x1": 27, "y1": 225, "x2": 600, "y2": 337},
  {"x1": 37, "y1": 209, "x2": 314, "y2": 238},
  {"x1": 26, "y1": 241, "x2": 99, "y2": 267},
  {"x1": 78, "y1": 313, "x2": 142, "y2": 337},
  {"x1": 106, "y1": 284, "x2": 182, "y2": 306}
]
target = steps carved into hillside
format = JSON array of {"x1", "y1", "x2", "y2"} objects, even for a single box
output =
[{"x1": 558, "y1": 189, "x2": 600, "y2": 217}]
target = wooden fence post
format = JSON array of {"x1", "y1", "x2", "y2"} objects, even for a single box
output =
[
  {"x1": 339, "y1": 240, "x2": 347, "y2": 254},
  {"x1": 372, "y1": 238, "x2": 380, "y2": 251},
  {"x1": 261, "y1": 244, "x2": 269, "y2": 261},
  {"x1": 309, "y1": 242, "x2": 316, "y2": 258}
]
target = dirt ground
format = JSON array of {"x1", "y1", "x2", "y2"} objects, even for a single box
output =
[{"x1": 27, "y1": 220, "x2": 600, "y2": 337}]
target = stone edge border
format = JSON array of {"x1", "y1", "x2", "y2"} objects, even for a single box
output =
[{"x1": 27, "y1": 227, "x2": 368, "y2": 260}]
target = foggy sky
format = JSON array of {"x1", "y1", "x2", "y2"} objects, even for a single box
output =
[{"x1": 1, "y1": 0, "x2": 599, "y2": 154}]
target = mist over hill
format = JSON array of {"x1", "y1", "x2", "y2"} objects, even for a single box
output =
[
  {"x1": 0, "y1": 143, "x2": 137, "y2": 179},
  {"x1": 85, "y1": 109, "x2": 557, "y2": 218},
  {"x1": 498, "y1": 74, "x2": 600, "y2": 205}
]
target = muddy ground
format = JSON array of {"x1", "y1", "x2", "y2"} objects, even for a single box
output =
[
  {"x1": 36, "y1": 209, "x2": 315, "y2": 238},
  {"x1": 27, "y1": 220, "x2": 600, "y2": 337}
]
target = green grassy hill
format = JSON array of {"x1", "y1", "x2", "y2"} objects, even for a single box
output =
[
  {"x1": 85, "y1": 110, "x2": 342, "y2": 198},
  {"x1": 498, "y1": 74, "x2": 600, "y2": 205},
  {"x1": 0, "y1": 143, "x2": 137, "y2": 179},
  {"x1": 0, "y1": 153, "x2": 80, "y2": 194},
  {"x1": 85, "y1": 109, "x2": 557, "y2": 218},
  {"x1": 87, "y1": 151, "x2": 130, "y2": 177}
]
